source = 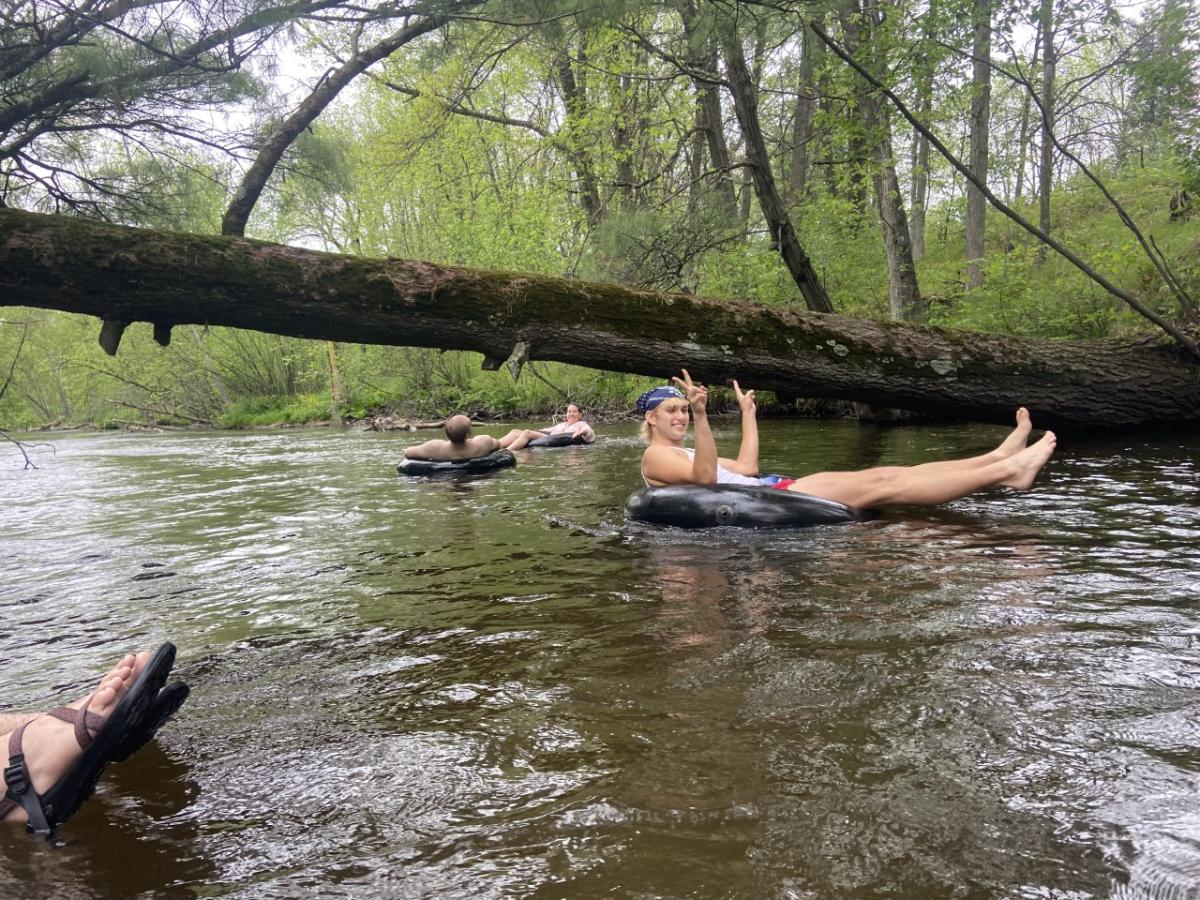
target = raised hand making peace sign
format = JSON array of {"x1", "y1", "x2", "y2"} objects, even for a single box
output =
[
  {"x1": 732, "y1": 379, "x2": 756, "y2": 416},
  {"x1": 671, "y1": 369, "x2": 707, "y2": 414}
]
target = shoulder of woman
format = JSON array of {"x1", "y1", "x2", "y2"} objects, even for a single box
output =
[{"x1": 644, "y1": 444, "x2": 682, "y2": 460}]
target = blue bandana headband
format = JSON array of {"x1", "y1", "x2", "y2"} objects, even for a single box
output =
[{"x1": 637, "y1": 385, "x2": 685, "y2": 413}]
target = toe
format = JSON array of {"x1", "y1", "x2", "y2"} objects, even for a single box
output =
[
  {"x1": 89, "y1": 683, "x2": 121, "y2": 716},
  {"x1": 127, "y1": 651, "x2": 151, "y2": 681}
]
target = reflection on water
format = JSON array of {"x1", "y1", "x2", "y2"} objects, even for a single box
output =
[{"x1": 1, "y1": 421, "x2": 1198, "y2": 897}]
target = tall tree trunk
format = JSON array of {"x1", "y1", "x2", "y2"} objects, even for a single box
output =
[
  {"x1": 1014, "y1": 91, "x2": 1031, "y2": 202},
  {"x1": 553, "y1": 52, "x2": 604, "y2": 227},
  {"x1": 703, "y1": 39, "x2": 738, "y2": 215},
  {"x1": 909, "y1": 128, "x2": 930, "y2": 260},
  {"x1": 721, "y1": 30, "x2": 835, "y2": 312},
  {"x1": 613, "y1": 70, "x2": 637, "y2": 207},
  {"x1": 839, "y1": 0, "x2": 922, "y2": 321},
  {"x1": 868, "y1": 98, "x2": 923, "y2": 322},
  {"x1": 738, "y1": 164, "x2": 754, "y2": 227},
  {"x1": 688, "y1": 96, "x2": 707, "y2": 210},
  {"x1": 965, "y1": 0, "x2": 992, "y2": 289},
  {"x1": 836, "y1": 4, "x2": 871, "y2": 217},
  {"x1": 326, "y1": 340, "x2": 344, "y2": 426},
  {"x1": 3, "y1": 208, "x2": 1198, "y2": 429},
  {"x1": 679, "y1": 2, "x2": 738, "y2": 213},
  {"x1": 907, "y1": 0, "x2": 936, "y2": 260},
  {"x1": 1037, "y1": 0, "x2": 1056, "y2": 261},
  {"x1": 1012, "y1": 27, "x2": 1039, "y2": 203},
  {"x1": 789, "y1": 25, "x2": 818, "y2": 202}
]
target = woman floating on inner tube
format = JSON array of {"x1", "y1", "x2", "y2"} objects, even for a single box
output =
[
  {"x1": 638, "y1": 370, "x2": 1057, "y2": 509},
  {"x1": 498, "y1": 403, "x2": 596, "y2": 451}
]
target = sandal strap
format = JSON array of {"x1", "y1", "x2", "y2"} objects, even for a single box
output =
[
  {"x1": 0, "y1": 727, "x2": 24, "y2": 821},
  {"x1": 46, "y1": 699, "x2": 105, "y2": 752},
  {"x1": 2, "y1": 723, "x2": 52, "y2": 835}
]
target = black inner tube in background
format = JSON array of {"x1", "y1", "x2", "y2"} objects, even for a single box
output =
[
  {"x1": 625, "y1": 484, "x2": 873, "y2": 529},
  {"x1": 397, "y1": 449, "x2": 517, "y2": 476},
  {"x1": 526, "y1": 433, "x2": 591, "y2": 449}
]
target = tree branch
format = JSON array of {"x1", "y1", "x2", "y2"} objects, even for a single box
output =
[{"x1": 223, "y1": 6, "x2": 479, "y2": 235}]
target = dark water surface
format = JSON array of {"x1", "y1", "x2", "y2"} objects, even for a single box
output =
[{"x1": 1, "y1": 420, "x2": 1198, "y2": 898}]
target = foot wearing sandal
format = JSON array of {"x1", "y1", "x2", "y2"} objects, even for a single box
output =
[
  {"x1": 0, "y1": 655, "x2": 139, "y2": 736},
  {"x1": 112, "y1": 681, "x2": 190, "y2": 762},
  {"x1": 0, "y1": 642, "x2": 177, "y2": 836},
  {"x1": 103, "y1": 649, "x2": 189, "y2": 762},
  {"x1": 0, "y1": 656, "x2": 136, "y2": 829},
  {"x1": 0, "y1": 652, "x2": 188, "y2": 763}
]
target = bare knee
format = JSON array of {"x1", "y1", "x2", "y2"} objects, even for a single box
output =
[
  {"x1": 858, "y1": 466, "x2": 905, "y2": 506},
  {"x1": 793, "y1": 466, "x2": 903, "y2": 508},
  {"x1": 866, "y1": 466, "x2": 903, "y2": 488}
]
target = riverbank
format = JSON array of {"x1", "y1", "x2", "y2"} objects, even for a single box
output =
[{"x1": 4, "y1": 395, "x2": 875, "y2": 436}]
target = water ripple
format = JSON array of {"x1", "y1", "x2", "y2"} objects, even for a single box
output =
[{"x1": 0, "y1": 422, "x2": 1197, "y2": 897}]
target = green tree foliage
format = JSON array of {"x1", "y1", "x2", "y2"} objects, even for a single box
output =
[
  {"x1": 1126, "y1": 0, "x2": 1198, "y2": 132},
  {"x1": 0, "y1": 0, "x2": 284, "y2": 214},
  {"x1": 1123, "y1": 0, "x2": 1200, "y2": 189}
]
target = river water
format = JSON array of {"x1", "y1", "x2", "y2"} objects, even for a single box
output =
[{"x1": 0, "y1": 420, "x2": 1197, "y2": 898}]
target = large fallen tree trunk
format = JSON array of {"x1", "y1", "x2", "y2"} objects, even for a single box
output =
[{"x1": 2, "y1": 207, "x2": 1198, "y2": 429}]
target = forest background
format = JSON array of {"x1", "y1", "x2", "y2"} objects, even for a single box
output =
[{"x1": 1, "y1": 0, "x2": 1197, "y2": 430}]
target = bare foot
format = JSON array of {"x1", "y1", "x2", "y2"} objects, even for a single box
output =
[
  {"x1": 0, "y1": 656, "x2": 135, "y2": 826},
  {"x1": 62, "y1": 653, "x2": 141, "y2": 714},
  {"x1": 996, "y1": 407, "x2": 1033, "y2": 457},
  {"x1": 1001, "y1": 431, "x2": 1057, "y2": 490},
  {"x1": 0, "y1": 653, "x2": 145, "y2": 736}
]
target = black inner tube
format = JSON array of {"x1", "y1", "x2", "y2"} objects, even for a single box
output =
[
  {"x1": 624, "y1": 484, "x2": 874, "y2": 529},
  {"x1": 526, "y1": 433, "x2": 591, "y2": 449},
  {"x1": 396, "y1": 449, "x2": 517, "y2": 476}
]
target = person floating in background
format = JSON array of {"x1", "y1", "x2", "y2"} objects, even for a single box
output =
[
  {"x1": 1, "y1": 643, "x2": 187, "y2": 837},
  {"x1": 497, "y1": 403, "x2": 596, "y2": 451},
  {"x1": 404, "y1": 414, "x2": 501, "y2": 461},
  {"x1": 638, "y1": 370, "x2": 1057, "y2": 509}
]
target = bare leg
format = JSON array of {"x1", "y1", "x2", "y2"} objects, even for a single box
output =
[
  {"x1": 1, "y1": 654, "x2": 140, "y2": 825},
  {"x1": 914, "y1": 407, "x2": 1035, "y2": 475},
  {"x1": 995, "y1": 407, "x2": 1033, "y2": 457},
  {"x1": 499, "y1": 429, "x2": 546, "y2": 451},
  {"x1": 789, "y1": 431, "x2": 1057, "y2": 508},
  {"x1": 0, "y1": 652, "x2": 149, "y2": 735},
  {"x1": 496, "y1": 429, "x2": 522, "y2": 449},
  {"x1": 0, "y1": 713, "x2": 36, "y2": 734},
  {"x1": 831, "y1": 408, "x2": 1034, "y2": 490}
]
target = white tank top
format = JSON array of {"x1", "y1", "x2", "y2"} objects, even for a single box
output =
[{"x1": 642, "y1": 447, "x2": 763, "y2": 487}]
